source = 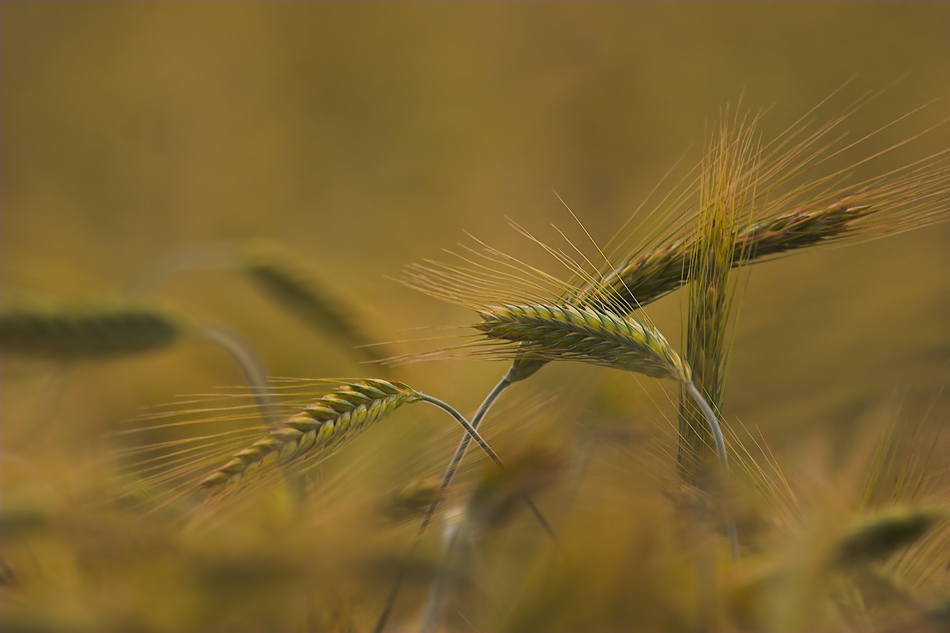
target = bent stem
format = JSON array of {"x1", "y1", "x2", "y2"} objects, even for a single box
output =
[
  {"x1": 683, "y1": 380, "x2": 739, "y2": 561},
  {"x1": 200, "y1": 323, "x2": 278, "y2": 425},
  {"x1": 126, "y1": 245, "x2": 239, "y2": 295},
  {"x1": 417, "y1": 393, "x2": 504, "y2": 470},
  {"x1": 373, "y1": 378, "x2": 509, "y2": 633},
  {"x1": 423, "y1": 383, "x2": 557, "y2": 538},
  {"x1": 423, "y1": 377, "x2": 512, "y2": 528},
  {"x1": 375, "y1": 376, "x2": 557, "y2": 633}
]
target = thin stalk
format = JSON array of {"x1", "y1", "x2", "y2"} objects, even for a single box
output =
[
  {"x1": 199, "y1": 323, "x2": 314, "y2": 499},
  {"x1": 417, "y1": 394, "x2": 504, "y2": 470},
  {"x1": 200, "y1": 323, "x2": 278, "y2": 425},
  {"x1": 126, "y1": 245, "x2": 238, "y2": 294},
  {"x1": 424, "y1": 377, "x2": 511, "y2": 529},
  {"x1": 425, "y1": 381, "x2": 557, "y2": 538},
  {"x1": 684, "y1": 380, "x2": 739, "y2": 561},
  {"x1": 418, "y1": 509, "x2": 466, "y2": 633},
  {"x1": 375, "y1": 377, "x2": 558, "y2": 633},
  {"x1": 373, "y1": 379, "x2": 509, "y2": 633}
]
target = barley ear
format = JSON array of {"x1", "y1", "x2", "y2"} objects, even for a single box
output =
[
  {"x1": 242, "y1": 241, "x2": 390, "y2": 363},
  {"x1": 833, "y1": 507, "x2": 947, "y2": 568},
  {"x1": 198, "y1": 379, "x2": 502, "y2": 497},
  {"x1": 0, "y1": 299, "x2": 188, "y2": 358}
]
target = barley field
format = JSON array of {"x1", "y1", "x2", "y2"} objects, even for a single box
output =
[{"x1": 3, "y1": 4, "x2": 950, "y2": 632}]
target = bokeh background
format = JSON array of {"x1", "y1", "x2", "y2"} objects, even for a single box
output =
[{"x1": 3, "y1": 3, "x2": 950, "y2": 632}]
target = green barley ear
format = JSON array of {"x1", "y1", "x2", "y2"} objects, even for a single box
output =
[
  {"x1": 199, "y1": 379, "x2": 502, "y2": 497},
  {"x1": 468, "y1": 304, "x2": 731, "y2": 484},
  {"x1": 471, "y1": 303, "x2": 736, "y2": 557},
  {"x1": 0, "y1": 299, "x2": 189, "y2": 358},
  {"x1": 473, "y1": 304, "x2": 691, "y2": 383},
  {"x1": 677, "y1": 107, "x2": 756, "y2": 483},
  {"x1": 597, "y1": 113, "x2": 949, "y2": 315},
  {"x1": 832, "y1": 507, "x2": 947, "y2": 568},
  {"x1": 242, "y1": 240, "x2": 390, "y2": 363}
]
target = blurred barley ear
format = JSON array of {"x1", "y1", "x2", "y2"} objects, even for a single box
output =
[
  {"x1": 241, "y1": 240, "x2": 392, "y2": 364},
  {"x1": 377, "y1": 477, "x2": 445, "y2": 524},
  {"x1": 129, "y1": 240, "x2": 393, "y2": 364},
  {"x1": 833, "y1": 508, "x2": 947, "y2": 569},
  {"x1": 0, "y1": 297, "x2": 281, "y2": 428},
  {"x1": 0, "y1": 299, "x2": 188, "y2": 358}
]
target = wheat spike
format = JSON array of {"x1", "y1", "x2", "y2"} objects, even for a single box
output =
[
  {"x1": 593, "y1": 153, "x2": 949, "y2": 315},
  {"x1": 0, "y1": 300, "x2": 187, "y2": 358},
  {"x1": 198, "y1": 379, "x2": 413, "y2": 494}
]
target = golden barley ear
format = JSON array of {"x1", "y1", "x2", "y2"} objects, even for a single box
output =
[
  {"x1": 599, "y1": 112, "x2": 950, "y2": 315},
  {"x1": 0, "y1": 299, "x2": 189, "y2": 358},
  {"x1": 241, "y1": 240, "x2": 391, "y2": 363}
]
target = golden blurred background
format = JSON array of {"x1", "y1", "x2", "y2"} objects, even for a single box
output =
[{"x1": 2, "y1": 3, "x2": 950, "y2": 631}]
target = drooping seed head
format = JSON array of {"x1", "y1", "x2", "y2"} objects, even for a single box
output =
[
  {"x1": 198, "y1": 379, "x2": 420, "y2": 496},
  {"x1": 474, "y1": 304, "x2": 691, "y2": 384}
]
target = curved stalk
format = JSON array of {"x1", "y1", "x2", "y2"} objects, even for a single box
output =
[
  {"x1": 683, "y1": 380, "x2": 739, "y2": 561},
  {"x1": 423, "y1": 378, "x2": 512, "y2": 528},
  {"x1": 375, "y1": 379, "x2": 559, "y2": 633},
  {"x1": 417, "y1": 393, "x2": 504, "y2": 470},
  {"x1": 374, "y1": 377, "x2": 512, "y2": 633},
  {"x1": 200, "y1": 323, "x2": 278, "y2": 425}
]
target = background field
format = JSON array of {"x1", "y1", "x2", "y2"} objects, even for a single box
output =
[{"x1": 3, "y1": 4, "x2": 950, "y2": 631}]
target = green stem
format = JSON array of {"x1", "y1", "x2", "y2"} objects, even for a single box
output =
[
  {"x1": 418, "y1": 393, "x2": 504, "y2": 470},
  {"x1": 200, "y1": 323, "x2": 278, "y2": 425},
  {"x1": 683, "y1": 380, "x2": 739, "y2": 561},
  {"x1": 375, "y1": 378, "x2": 512, "y2": 633}
]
